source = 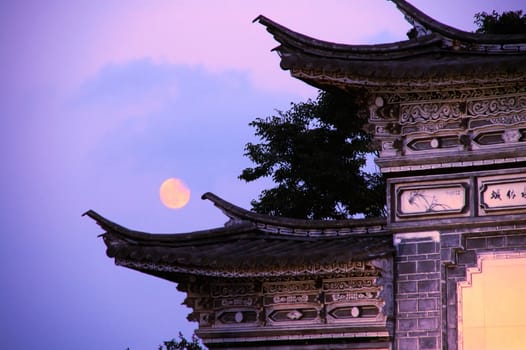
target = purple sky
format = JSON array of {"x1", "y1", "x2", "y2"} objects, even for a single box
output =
[{"x1": 1, "y1": 1, "x2": 524, "y2": 349}]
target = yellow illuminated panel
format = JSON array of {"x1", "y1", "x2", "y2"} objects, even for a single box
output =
[{"x1": 460, "y1": 257, "x2": 526, "y2": 350}]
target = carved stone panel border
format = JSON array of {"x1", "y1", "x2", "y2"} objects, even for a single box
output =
[
  {"x1": 394, "y1": 181, "x2": 470, "y2": 221},
  {"x1": 389, "y1": 168, "x2": 526, "y2": 226},
  {"x1": 478, "y1": 174, "x2": 526, "y2": 215}
]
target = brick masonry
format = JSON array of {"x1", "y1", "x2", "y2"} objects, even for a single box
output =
[
  {"x1": 395, "y1": 234, "x2": 441, "y2": 350},
  {"x1": 393, "y1": 228, "x2": 526, "y2": 350}
]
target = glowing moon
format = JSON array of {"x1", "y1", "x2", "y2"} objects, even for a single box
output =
[{"x1": 159, "y1": 178, "x2": 191, "y2": 209}]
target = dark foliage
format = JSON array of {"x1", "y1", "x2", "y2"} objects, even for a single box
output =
[
  {"x1": 157, "y1": 333, "x2": 204, "y2": 350},
  {"x1": 240, "y1": 90, "x2": 385, "y2": 220},
  {"x1": 474, "y1": 10, "x2": 526, "y2": 34}
]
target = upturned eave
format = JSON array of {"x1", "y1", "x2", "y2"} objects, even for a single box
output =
[
  {"x1": 255, "y1": 0, "x2": 526, "y2": 91},
  {"x1": 85, "y1": 194, "x2": 392, "y2": 281}
]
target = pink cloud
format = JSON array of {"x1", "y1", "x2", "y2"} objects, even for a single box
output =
[{"x1": 79, "y1": 0, "x2": 409, "y2": 96}]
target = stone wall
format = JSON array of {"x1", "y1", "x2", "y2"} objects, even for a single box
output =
[{"x1": 394, "y1": 233, "x2": 441, "y2": 350}]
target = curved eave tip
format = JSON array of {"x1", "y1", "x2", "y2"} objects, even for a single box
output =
[
  {"x1": 252, "y1": 15, "x2": 281, "y2": 30},
  {"x1": 82, "y1": 209, "x2": 125, "y2": 235},
  {"x1": 82, "y1": 210, "x2": 110, "y2": 237},
  {"x1": 201, "y1": 192, "x2": 227, "y2": 206},
  {"x1": 82, "y1": 209, "x2": 99, "y2": 220},
  {"x1": 201, "y1": 192, "x2": 214, "y2": 201}
]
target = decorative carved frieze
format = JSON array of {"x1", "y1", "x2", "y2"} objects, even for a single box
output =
[
  {"x1": 467, "y1": 95, "x2": 526, "y2": 117},
  {"x1": 171, "y1": 260, "x2": 390, "y2": 336},
  {"x1": 211, "y1": 283, "x2": 256, "y2": 297},
  {"x1": 469, "y1": 112, "x2": 526, "y2": 129},
  {"x1": 367, "y1": 85, "x2": 526, "y2": 172},
  {"x1": 215, "y1": 296, "x2": 256, "y2": 308},
  {"x1": 401, "y1": 119, "x2": 466, "y2": 135},
  {"x1": 400, "y1": 102, "x2": 464, "y2": 124},
  {"x1": 294, "y1": 69, "x2": 526, "y2": 92},
  {"x1": 116, "y1": 259, "x2": 386, "y2": 278},
  {"x1": 323, "y1": 277, "x2": 377, "y2": 291},
  {"x1": 270, "y1": 294, "x2": 310, "y2": 304},
  {"x1": 328, "y1": 291, "x2": 378, "y2": 303},
  {"x1": 267, "y1": 307, "x2": 320, "y2": 324},
  {"x1": 385, "y1": 85, "x2": 526, "y2": 104},
  {"x1": 489, "y1": 113, "x2": 526, "y2": 126},
  {"x1": 262, "y1": 280, "x2": 317, "y2": 294}
]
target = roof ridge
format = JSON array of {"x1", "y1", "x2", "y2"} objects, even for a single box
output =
[
  {"x1": 254, "y1": 14, "x2": 444, "y2": 56},
  {"x1": 256, "y1": 1, "x2": 526, "y2": 54},
  {"x1": 201, "y1": 192, "x2": 387, "y2": 231},
  {"x1": 391, "y1": 0, "x2": 526, "y2": 43},
  {"x1": 82, "y1": 209, "x2": 256, "y2": 242}
]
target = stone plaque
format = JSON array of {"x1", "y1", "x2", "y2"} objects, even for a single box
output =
[
  {"x1": 397, "y1": 184, "x2": 467, "y2": 217},
  {"x1": 480, "y1": 177, "x2": 526, "y2": 213}
]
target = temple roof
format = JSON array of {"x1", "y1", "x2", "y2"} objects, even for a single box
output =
[
  {"x1": 85, "y1": 193, "x2": 391, "y2": 280},
  {"x1": 255, "y1": 0, "x2": 526, "y2": 91}
]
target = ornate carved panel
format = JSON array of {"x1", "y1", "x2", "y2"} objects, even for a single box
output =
[
  {"x1": 384, "y1": 85, "x2": 526, "y2": 105},
  {"x1": 178, "y1": 260, "x2": 391, "y2": 341},
  {"x1": 394, "y1": 181, "x2": 469, "y2": 221},
  {"x1": 328, "y1": 305, "x2": 379, "y2": 320},
  {"x1": 472, "y1": 128, "x2": 525, "y2": 147},
  {"x1": 470, "y1": 112, "x2": 526, "y2": 129},
  {"x1": 479, "y1": 175, "x2": 526, "y2": 215},
  {"x1": 401, "y1": 119, "x2": 465, "y2": 136},
  {"x1": 367, "y1": 85, "x2": 526, "y2": 172},
  {"x1": 323, "y1": 277, "x2": 385, "y2": 324},
  {"x1": 267, "y1": 307, "x2": 320, "y2": 325},
  {"x1": 467, "y1": 95, "x2": 526, "y2": 117},
  {"x1": 400, "y1": 101, "x2": 464, "y2": 125},
  {"x1": 406, "y1": 135, "x2": 462, "y2": 152},
  {"x1": 217, "y1": 310, "x2": 259, "y2": 325}
]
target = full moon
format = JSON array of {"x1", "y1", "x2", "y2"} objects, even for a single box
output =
[{"x1": 159, "y1": 178, "x2": 191, "y2": 209}]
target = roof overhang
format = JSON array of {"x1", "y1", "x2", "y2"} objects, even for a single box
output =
[
  {"x1": 85, "y1": 194, "x2": 392, "y2": 281},
  {"x1": 255, "y1": 0, "x2": 526, "y2": 93}
]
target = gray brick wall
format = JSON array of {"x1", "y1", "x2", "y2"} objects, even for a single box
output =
[{"x1": 395, "y1": 236, "x2": 441, "y2": 350}]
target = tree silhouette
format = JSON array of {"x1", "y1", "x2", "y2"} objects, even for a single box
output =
[
  {"x1": 240, "y1": 89, "x2": 385, "y2": 220},
  {"x1": 474, "y1": 10, "x2": 526, "y2": 34}
]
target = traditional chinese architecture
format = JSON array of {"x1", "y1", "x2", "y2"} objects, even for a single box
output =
[{"x1": 86, "y1": 1, "x2": 526, "y2": 349}]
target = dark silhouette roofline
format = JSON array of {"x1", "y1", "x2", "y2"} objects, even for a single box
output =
[
  {"x1": 391, "y1": 0, "x2": 526, "y2": 44},
  {"x1": 254, "y1": 0, "x2": 526, "y2": 90},
  {"x1": 84, "y1": 192, "x2": 388, "y2": 245},
  {"x1": 84, "y1": 194, "x2": 393, "y2": 280},
  {"x1": 202, "y1": 192, "x2": 386, "y2": 230},
  {"x1": 255, "y1": 0, "x2": 526, "y2": 56},
  {"x1": 83, "y1": 209, "x2": 258, "y2": 245},
  {"x1": 254, "y1": 15, "x2": 446, "y2": 59}
]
